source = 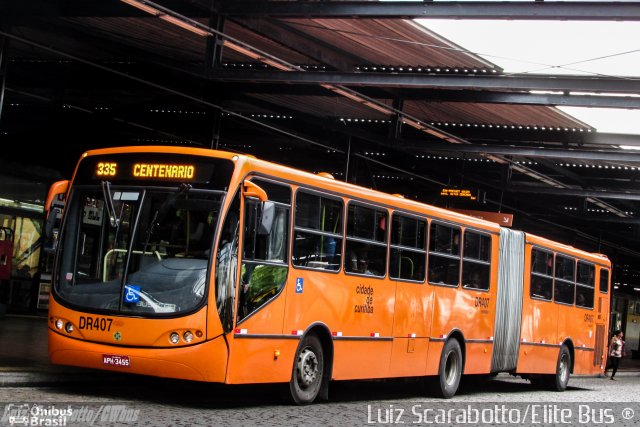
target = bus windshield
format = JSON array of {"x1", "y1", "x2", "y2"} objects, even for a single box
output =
[{"x1": 55, "y1": 185, "x2": 224, "y2": 316}]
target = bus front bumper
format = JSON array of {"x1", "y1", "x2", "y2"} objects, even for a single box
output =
[{"x1": 48, "y1": 329, "x2": 229, "y2": 383}]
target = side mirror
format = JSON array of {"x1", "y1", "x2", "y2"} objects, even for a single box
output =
[
  {"x1": 43, "y1": 180, "x2": 68, "y2": 253},
  {"x1": 45, "y1": 180, "x2": 69, "y2": 216},
  {"x1": 242, "y1": 180, "x2": 268, "y2": 202},
  {"x1": 258, "y1": 201, "x2": 275, "y2": 236},
  {"x1": 44, "y1": 207, "x2": 60, "y2": 240}
]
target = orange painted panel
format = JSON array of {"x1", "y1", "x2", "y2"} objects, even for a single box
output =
[
  {"x1": 388, "y1": 338, "x2": 429, "y2": 377},
  {"x1": 464, "y1": 343, "x2": 492, "y2": 374},
  {"x1": 332, "y1": 340, "x2": 393, "y2": 379},
  {"x1": 391, "y1": 282, "x2": 430, "y2": 339},
  {"x1": 425, "y1": 340, "x2": 444, "y2": 375},
  {"x1": 531, "y1": 300, "x2": 558, "y2": 348},
  {"x1": 226, "y1": 336, "x2": 299, "y2": 384},
  {"x1": 517, "y1": 344, "x2": 558, "y2": 374}
]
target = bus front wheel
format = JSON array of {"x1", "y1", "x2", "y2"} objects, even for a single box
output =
[
  {"x1": 289, "y1": 333, "x2": 324, "y2": 405},
  {"x1": 437, "y1": 338, "x2": 463, "y2": 398}
]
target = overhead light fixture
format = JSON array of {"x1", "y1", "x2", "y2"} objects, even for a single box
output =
[
  {"x1": 158, "y1": 14, "x2": 210, "y2": 36},
  {"x1": 120, "y1": 0, "x2": 161, "y2": 16},
  {"x1": 120, "y1": 0, "x2": 210, "y2": 37}
]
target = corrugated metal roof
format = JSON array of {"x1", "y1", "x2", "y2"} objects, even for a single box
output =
[
  {"x1": 247, "y1": 93, "x2": 392, "y2": 120},
  {"x1": 63, "y1": 13, "x2": 588, "y2": 131},
  {"x1": 404, "y1": 101, "x2": 590, "y2": 129},
  {"x1": 279, "y1": 18, "x2": 497, "y2": 69}
]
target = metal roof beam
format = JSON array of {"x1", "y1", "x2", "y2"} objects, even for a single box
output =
[
  {"x1": 218, "y1": 1, "x2": 640, "y2": 21},
  {"x1": 207, "y1": 70, "x2": 640, "y2": 95},
  {"x1": 396, "y1": 89, "x2": 640, "y2": 110},
  {"x1": 413, "y1": 127, "x2": 640, "y2": 147},
  {"x1": 507, "y1": 186, "x2": 640, "y2": 201},
  {"x1": 584, "y1": 133, "x2": 640, "y2": 147},
  {"x1": 1, "y1": 0, "x2": 204, "y2": 19},
  {"x1": 400, "y1": 141, "x2": 640, "y2": 162},
  {"x1": 197, "y1": 84, "x2": 640, "y2": 109}
]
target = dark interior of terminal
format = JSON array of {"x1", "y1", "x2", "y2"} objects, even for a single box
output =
[{"x1": 1, "y1": 2, "x2": 640, "y2": 354}]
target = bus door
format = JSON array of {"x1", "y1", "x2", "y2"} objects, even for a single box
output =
[
  {"x1": 388, "y1": 213, "x2": 430, "y2": 377},
  {"x1": 225, "y1": 179, "x2": 293, "y2": 384},
  {"x1": 0, "y1": 227, "x2": 13, "y2": 281}
]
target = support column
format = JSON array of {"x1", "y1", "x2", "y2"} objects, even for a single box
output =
[
  {"x1": 344, "y1": 136, "x2": 351, "y2": 182},
  {"x1": 205, "y1": 6, "x2": 225, "y2": 149},
  {"x1": 388, "y1": 97, "x2": 404, "y2": 140},
  {"x1": 0, "y1": 36, "x2": 8, "y2": 126}
]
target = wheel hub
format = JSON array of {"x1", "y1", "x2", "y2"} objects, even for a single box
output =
[
  {"x1": 445, "y1": 351, "x2": 459, "y2": 386},
  {"x1": 559, "y1": 354, "x2": 568, "y2": 382},
  {"x1": 297, "y1": 348, "x2": 319, "y2": 387}
]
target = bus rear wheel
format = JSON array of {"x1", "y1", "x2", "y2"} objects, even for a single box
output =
[
  {"x1": 289, "y1": 333, "x2": 324, "y2": 405},
  {"x1": 530, "y1": 345, "x2": 571, "y2": 391},
  {"x1": 436, "y1": 339, "x2": 463, "y2": 398},
  {"x1": 552, "y1": 345, "x2": 571, "y2": 391}
]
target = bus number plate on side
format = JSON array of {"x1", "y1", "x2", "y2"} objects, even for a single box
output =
[{"x1": 102, "y1": 354, "x2": 130, "y2": 367}]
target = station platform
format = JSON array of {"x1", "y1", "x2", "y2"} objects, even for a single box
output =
[{"x1": 0, "y1": 314, "x2": 639, "y2": 387}]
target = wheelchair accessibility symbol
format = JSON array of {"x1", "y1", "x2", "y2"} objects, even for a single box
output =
[
  {"x1": 295, "y1": 278, "x2": 303, "y2": 293},
  {"x1": 124, "y1": 284, "x2": 141, "y2": 303}
]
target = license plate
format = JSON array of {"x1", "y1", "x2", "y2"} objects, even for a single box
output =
[{"x1": 102, "y1": 354, "x2": 130, "y2": 367}]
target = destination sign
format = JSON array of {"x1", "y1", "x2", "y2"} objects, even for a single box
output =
[
  {"x1": 440, "y1": 188, "x2": 477, "y2": 201},
  {"x1": 76, "y1": 153, "x2": 234, "y2": 188},
  {"x1": 95, "y1": 162, "x2": 197, "y2": 180}
]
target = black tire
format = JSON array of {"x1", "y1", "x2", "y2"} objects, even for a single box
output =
[
  {"x1": 552, "y1": 345, "x2": 571, "y2": 391},
  {"x1": 289, "y1": 334, "x2": 324, "y2": 405},
  {"x1": 436, "y1": 339, "x2": 463, "y2": 398}
]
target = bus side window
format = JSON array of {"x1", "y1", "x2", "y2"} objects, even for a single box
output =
[
  {"x1": 239, "y1": 180, "x2": 291, "y2": 322},
  {"x1": 530, "y1": 248, "x2": 553, "y2": 300},
  {"x1": 576, "y1": 261, "x2": 595, "y2": 308},
  {"x1": 389, "y1": 214, "x2": 426, "y2": 282},
  {"x1": 554, "y1": 255, "x2": 575, "y2": 305},
  {"x1": 461, "y1": 231, "x2": 491, "y2": 290},
  {"x1": 344, "y1": 203, "x2": 388, "y2": 277},
  {"x1": 428, "y1": 223, "x2": 461, "y2": 287},
  {"x1": 292, "y1": 191, "x2": 343, "y2": 272},
  {"x1": 599, "y1": 269, "x2": 609, "y2": 293}
]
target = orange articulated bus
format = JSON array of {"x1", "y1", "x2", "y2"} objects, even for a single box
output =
[{"x1": 45, "y1": 146, "x2": 611, "y2": 403}]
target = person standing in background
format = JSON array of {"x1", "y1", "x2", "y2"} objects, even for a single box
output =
[{"x1": 606, "y1": 330, "x2": 625, "y2": 380}]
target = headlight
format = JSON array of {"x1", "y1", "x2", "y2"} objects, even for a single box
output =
[{"x1": 169, "y1": 332, "x2": 180, "y2": 344}]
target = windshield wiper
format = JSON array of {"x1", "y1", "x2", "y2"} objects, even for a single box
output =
[
  {"x1": 101, "y1": 181, "x2": 119, "y2": 228},
  {"x1": 143, "y1": 183, "x2": 192, "y2": 253}
]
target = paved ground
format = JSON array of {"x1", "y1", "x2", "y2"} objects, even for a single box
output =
[
  {"x1": 2, "y1": 315, "x2": 639, "y2": 386},
  {"x1": 1, "y1": 315, "x2": 639, "y2": 426},
  {"x1": 1, "y1": 375, "x2": 640, "y2": 426}
]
